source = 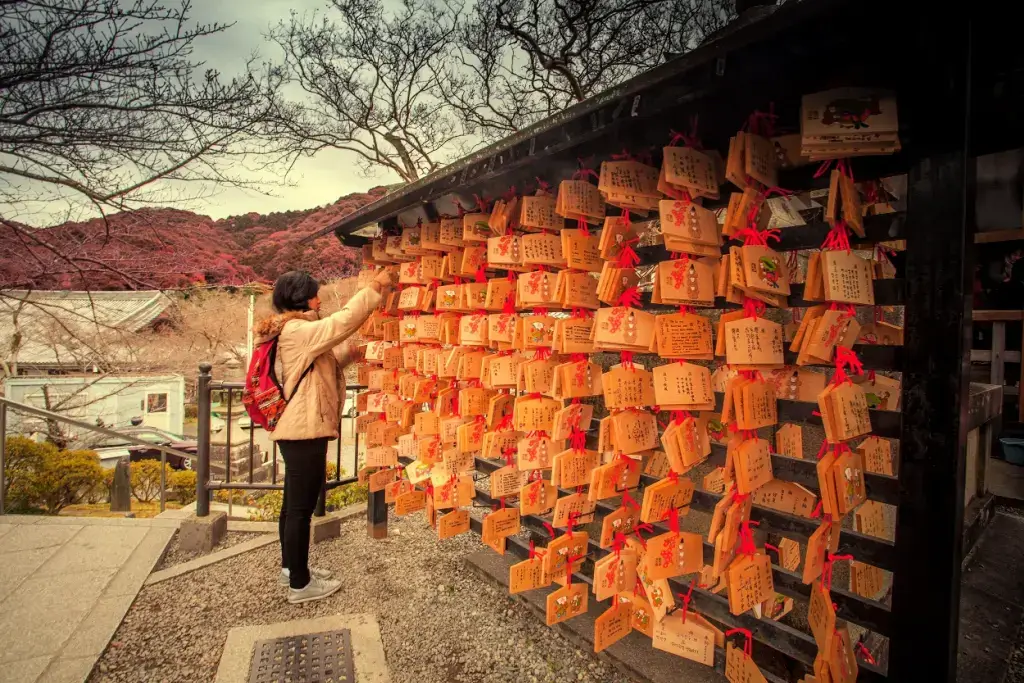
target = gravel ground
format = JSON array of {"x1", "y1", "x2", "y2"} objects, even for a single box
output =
[
  {"x1": 155, "y1": 531, "x2": 267, "y2": 570},
  {"x1": 90, "y1": 513, "x2": 635, "y2": 683}
]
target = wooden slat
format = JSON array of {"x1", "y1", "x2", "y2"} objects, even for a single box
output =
[
  {"x1": 684, "y1": 486, "x2": 896, "y2": 571},
  {"x1": 634, "y1": 213, "x2": 905, "y2": 258},
  {"x1": 640, "y1": 282, "x2": 905, "y2": 311},
  {"x1": 710, "y1": 392, "x2": 903, "y2": 439},
  {"x1": 974, "y1": 228, "x2": 1024, "y2": 244},
  {"x1": 633, "y1": 344, "x2": 902, "y2": 372},
  {"x1": 704, "y1": 444, "x2": 900, "y2": 505},
  {"x1": 972, "y1": 309, "x2": 1024, "y2": 322},
  {"x1": 970, "y1": 349, "x2": 1022, "y2": 363}
]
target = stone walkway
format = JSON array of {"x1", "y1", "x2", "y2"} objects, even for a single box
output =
[{"x1": 0, "y1": 515, "x2": 178, "y2": 683}]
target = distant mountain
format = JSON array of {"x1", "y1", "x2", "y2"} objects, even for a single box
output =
[{"x1": 0, "y1": 187, "x2": 388, "y2": 290}]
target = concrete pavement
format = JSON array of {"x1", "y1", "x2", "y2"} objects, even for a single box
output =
[{"x1": 0, "y1": 515, "x2": 178, "y2": 683}]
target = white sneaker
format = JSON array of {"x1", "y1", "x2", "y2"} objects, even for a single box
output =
[
  {"x1": 279, "y1": 567, "x2": 333, "y2": 587},
  {"x1": 287, "y1": 576, "x2": 342, "y2": 604}
]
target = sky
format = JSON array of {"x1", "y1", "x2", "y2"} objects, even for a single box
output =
[
  {"x1": 182, "y1": 0, "x2": 405, "y2": 219},
  {"x1": 1, "y1": 0, "x2": 406, "y2": 227}
]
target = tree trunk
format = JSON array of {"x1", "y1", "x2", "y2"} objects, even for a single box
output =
[{"x1": 383, "y1": 134, "x2": 421, "y2": 182}]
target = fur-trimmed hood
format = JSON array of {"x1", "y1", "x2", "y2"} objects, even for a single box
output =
[{"x1": 253, "y1": 310, "x2": 317, "y2": 341}]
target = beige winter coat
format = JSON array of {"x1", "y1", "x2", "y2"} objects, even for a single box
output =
[{"x1": 253, "y1": 286, "x2": 381, "y2": 441}]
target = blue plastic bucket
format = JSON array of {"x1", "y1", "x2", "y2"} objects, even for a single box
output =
[{"x1": 1000, "y1": 437, "x2": 1024, "y2": 466}]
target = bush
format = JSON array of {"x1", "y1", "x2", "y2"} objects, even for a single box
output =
[
  {"x1": 83, "y1": 471, "x2": 110, "y2": 504},
  {"x1": 327, "y1": 481, "x2": 369, "y2": 509},
  {"x1": 37, "y1": 449, "x2": 106, "y2": 514},
  {"x1": 168, "y1": 470, "x2": 197, "y2": 505},
  {"x1": 2, "y1": 436, "x2": 55, "y2": 510},
  {"x1": 129, "y1": 460, "x2": 172, "y2": 503},
  {"x1": 247, "y1": 480, "x2": 368, "y2": 522},
  {"x1": 251, "y1": 490, "x2": 283, "y2": 521},
  {"x1": 1, "y1": 437, "x2": 105, "y2": 514},
  {"x1": 213, "y1": 488, "x2": 258, "y2": 506}
]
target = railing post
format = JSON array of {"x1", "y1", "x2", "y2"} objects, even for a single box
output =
[
  {"x1": 365, "y1": 418, "x2": 387, "y2": 537},
  {"x1": 196, "y1": 363, "x2": 213, "y2": 517},
  {"x1": 1, "y1": 403, "x2": 7, "y2": 515},
  {"x1": 367, "y1": 488, "x2": 387, "y2": 539},
  {"x1": 159, "y1": 451, "x2": 166, "y2": 514}
]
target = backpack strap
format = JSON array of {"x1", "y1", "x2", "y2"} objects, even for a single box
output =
[{"x1": 289, "y1": 361, "x2": 317, "y2": 401}]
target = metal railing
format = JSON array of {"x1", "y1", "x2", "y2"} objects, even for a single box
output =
[
  {"x1": 0, "y1": 396, "x2": 195, "y2": 515},
  {"x1": 194, "y1": 363, "x2": 363, "y2": 517}
]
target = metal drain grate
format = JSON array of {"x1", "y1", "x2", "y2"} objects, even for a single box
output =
[{"x1": 248, "y1": 629, "x2": 355, "y2": 683}]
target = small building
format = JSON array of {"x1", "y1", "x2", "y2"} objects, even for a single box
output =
[
  {"x1": 2, "y1": 373, "x2": 185, "y2": 441},
  {"x1": 0, "y1": 289, "x2": 171, "y2": 376}
]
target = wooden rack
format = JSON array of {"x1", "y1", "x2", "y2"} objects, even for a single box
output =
[{"x1": 328, "y1": 2, "x2": 1017, "y2": 681}]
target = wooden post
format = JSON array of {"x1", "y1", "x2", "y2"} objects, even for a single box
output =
[
  {"x1": 889, "y1": 14, "x2": 975, "y2": 683},
  {"x1": 367, "y1": 489, "x2": 388, "y2": 539},
  {"x1": 1019, "y1": 320, "x2": 1024, "y2": 422}
]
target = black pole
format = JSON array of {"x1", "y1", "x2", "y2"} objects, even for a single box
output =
[
  {"x1": 888, "y1": 13, "x2": 975, "y2": 683},
  {"x1": 196, "y1": 363, "x2": 213, "y2": 517},
  {"x1": 367, "y1": 488, "x2": 387, "y2": 539},
  {"x1": 363, "y1": 427, "x2": 388, "y2": 538}
]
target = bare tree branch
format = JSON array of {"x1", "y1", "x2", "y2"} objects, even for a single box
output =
[
  {"x1": 266, "y1": 0, "x2": 465, "y2": 182},
  {"x1": 439, "y1": 0, "x2": 735, "y2": 142},
  {"x1": 0, "y1": 0, "x2": 298, "y2": 225}
]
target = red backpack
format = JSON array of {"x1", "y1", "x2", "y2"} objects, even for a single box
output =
[{"x1": 242, "y1": 338, "x2": 314, "y2": 432}]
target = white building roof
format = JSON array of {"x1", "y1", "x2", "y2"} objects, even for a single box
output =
[{"x1": 0, "y1": 290, "x2": 171, "y2": 368}]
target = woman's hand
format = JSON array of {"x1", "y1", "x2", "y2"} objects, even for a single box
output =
[
  {"x1": 372, "y1": 267, "x2": 397, "y2": 294},
  {"x1": 335, "y1": 341, "x2": 364, "y2": 368}
]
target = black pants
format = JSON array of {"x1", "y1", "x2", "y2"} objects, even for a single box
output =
[{"x1": 278, "y1": 438, "x2": 328, "y2": 589}]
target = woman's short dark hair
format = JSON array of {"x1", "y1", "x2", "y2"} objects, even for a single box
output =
[{"x1": 272, "y1": 271, "x2": 320, "y2": 313}]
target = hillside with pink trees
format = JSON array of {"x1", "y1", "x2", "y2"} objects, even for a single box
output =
[{"x1": 0, "y1": 187, "x2": 388, "y2": 290}]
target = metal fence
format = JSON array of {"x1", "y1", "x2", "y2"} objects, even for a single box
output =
[
  {"x1": 193, "y1": 363, "x2": 363, "y2": 518},
  {"x1": 0, "y1": 396, "x2": 194, "y2": 514}
]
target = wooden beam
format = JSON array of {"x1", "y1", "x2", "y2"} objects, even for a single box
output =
[
  {"x1": 972, "y1": 309, "x2": 1024, "y2": 321},
  {"x1": 970, "y1": 349, "x2": 1022, "y2": 363},
  {"x1": 974, "y1": 228, "x2": 1024, "y2": 244}
]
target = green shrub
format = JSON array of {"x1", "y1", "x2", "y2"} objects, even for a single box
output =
[
  {"x1": 326, "y1": 481, "x2": 368, "y2": 509},
  {"x1": 247, "y1": 478, "x2": 367, "y2": 522},
  {"x1": 251, "y1": 490, "x2": 283, "y2": 521},
  {"x1": 212, "y1": 488, "x2": 258, "y2": 506},
  {"x1": 83, "y1": 471, "x2": 109, "y2": 504},
  {"x1": 129, "y1": 460, "x2": 172, "y2": 503},
  {"x1": 168, "y1": 470, "x2": 197, "y2": 505},
  {"x1": 1, "y1": 437, "x2": 105, "y2": 514},
  {"x1": 38, "y1": 449, "x2": 106, "y2": 514},
  {"x1": 2, "y1": 436, "x2": 54, "y2": 510}
]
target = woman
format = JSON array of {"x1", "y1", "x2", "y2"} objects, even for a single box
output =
[{"x1": 254, "y1": 268, "x2": 395, "y2": 604}]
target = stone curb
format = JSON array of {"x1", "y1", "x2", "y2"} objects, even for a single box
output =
[
  {"x1": 0, "y1": 514, "x2": 181, "y2": 528},
  {"x1": 227, "y1": 520, "x2": 277, "y2": 533},
  {"x1": 145, "y1": 534, "x2": 279, "y2": 585},
  {"x1": 143, "y1": 503, "x2": 366, "y2": 585}
]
